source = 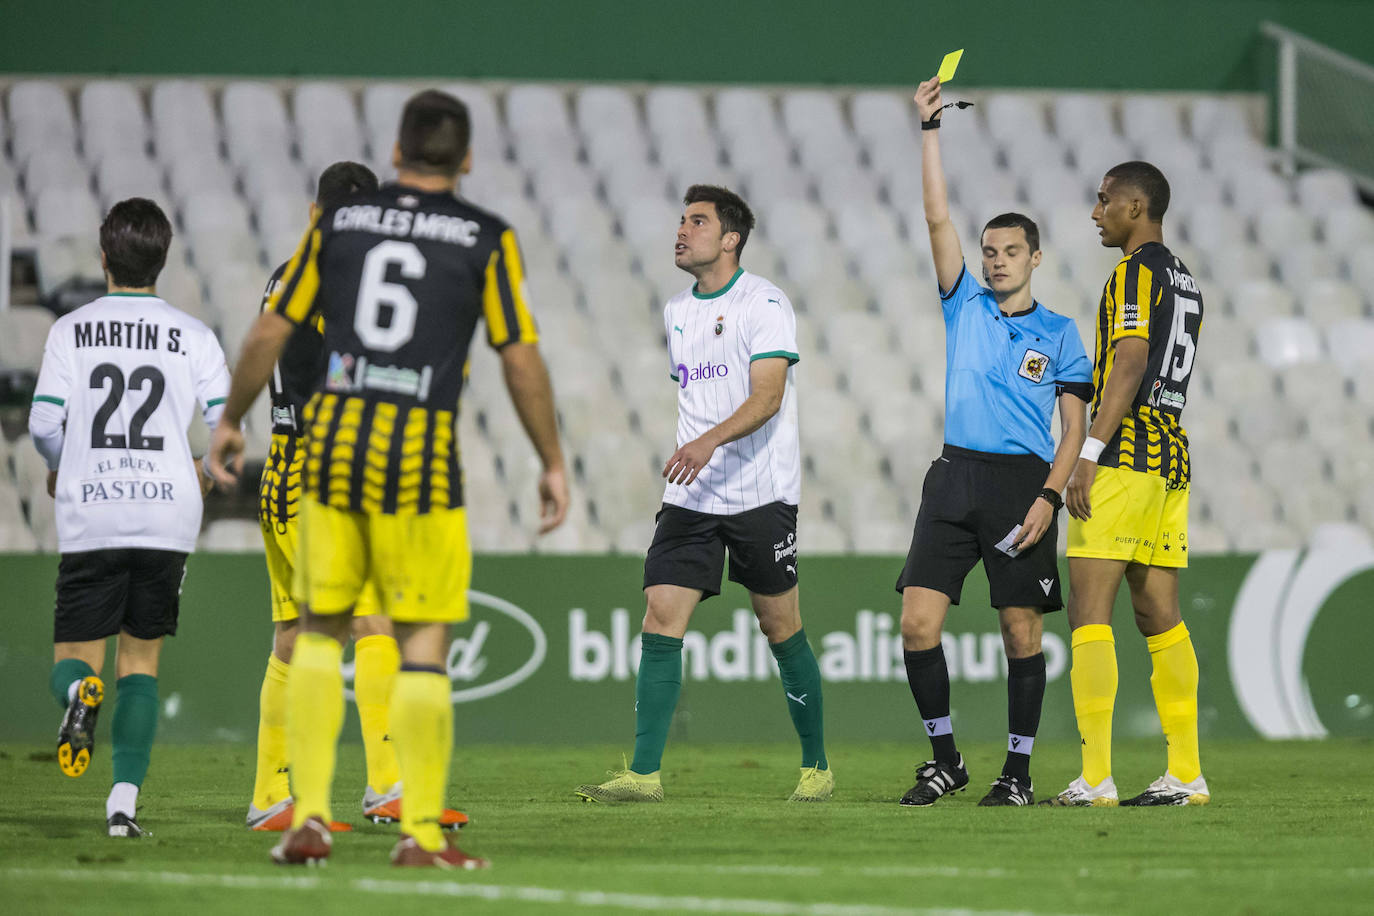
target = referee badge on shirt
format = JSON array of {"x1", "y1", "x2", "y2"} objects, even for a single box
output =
[
  {"x1": 1018, "y1": 349, "x2": 1050, "y2": 383},
  {"x1": 715, "y1": 316, "x2": 725, "y2": 336}
]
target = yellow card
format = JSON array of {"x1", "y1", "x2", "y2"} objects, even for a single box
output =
[{"x1": 937, "y1": 48, "x2": 964, "y2": 83}]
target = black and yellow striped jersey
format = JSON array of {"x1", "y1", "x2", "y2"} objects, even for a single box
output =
[
  {"x1": 261, "y1": 261, "x2": 326, "y2": 438},
  {"x1": 1091, "y1": 241, "x2": 1203, "y2": 489},
  {"x1": 265, "y1": 184, "x2": 538, "y2": 515}
]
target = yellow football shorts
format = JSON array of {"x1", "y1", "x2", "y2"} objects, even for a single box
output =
[
  {"x1": 259, "y1": 434, "x2": 380, "y2": 621},
  {"x1": 294, "y1": 498, "x2": 472, "y2": 624},
  {"x1": 1067, "y1": 465, "x2": 1189, "y2": 568}
]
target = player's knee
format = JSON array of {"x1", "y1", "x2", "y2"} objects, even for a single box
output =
[{"x1": 900, "y1": 608, "x2": 942, "y2": 651}]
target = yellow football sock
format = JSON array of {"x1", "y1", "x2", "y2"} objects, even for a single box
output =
[
  {"x1": 1071, "y1": 624, "x2": 1117, "y2": 787},
  {"x1": 287, "y1": 631, "x2": 345, "y2": 828},
  {"x1": 354, "y1": 633, "x2": 401, "y2": 794},
  {"x1": 390, "y1": 669, "x2": 451, "y2": 852},
  {"x1": 1147, "y1": 622, "x2": 1201, "y2": 783},
  {"x1": 251, "y1": 654, "x2": 292, "y2": 810}
]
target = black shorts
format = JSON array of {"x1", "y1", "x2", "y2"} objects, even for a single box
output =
[
  {"x1": 54, "y1": 549, "x2": 188, "y2": 643},
  {"x1": 643, "y1": 501, "x2": 798, "y2": 599},
  {"x1": 896, "y1": 445, "x2": 1063, "y2": 610}
]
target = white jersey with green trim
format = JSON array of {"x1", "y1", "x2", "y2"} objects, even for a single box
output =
[
  {"x1": 28, "y1": 294, "x2": 230, "y2": 553},
  {"x1": 662, "y1": 269, "x2": 800, "y2": 515}
]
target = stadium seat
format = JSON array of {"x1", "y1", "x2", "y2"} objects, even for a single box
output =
[
  {"x1": 361, "y1": 84, "x2": 414, "y2": 160},
  {"x1": 238, "y1": 152, "x2": 308, "y2": 205},
  {"x1": 22, "y1": 150, "x2": 88, "y2": 198},
  {"x1": 1301, "y1": 279, "x2": 1365, "y2": 324},
  {"x1": 504, "y1": 84, "x2": 575, "y2": 147},
  {"x1": 1188, "y1": 95, "x2": 1254, "y2": 146},
  {"x1": 1348, "y1": 361, "x2": 1374, "y2": 406},
  {"x1": 1254, "y1": 317, "x2": 1323, "y2": 368},
  {"x1": 1319, "y1": 206, "x2": 1374, "y2": 254},
  {"x1": 1066, "y1": 132, "x2": 1134, "y2": 183},
  {"x1": 1224, "y1": 164, "x2": 1292, "y2": 216},
  {"x1": 1252, "y1": 204, "x2": 1318, "y2": 257},
  {"x1": 33, "y1": 185, "x2": 102, "y2": 240},
  {"x1": 221, "y1": 82, "x2": 293, "y2": 164},
  {"x1": 849, "y1": 90, "x2": 916, "y2": 151},
  {"x1": 1205, "y1": 133, "x2": 1274, "y2": 172},
  {"x1": 575, "y1": 85, "x2": 641, "y2": 136},
  {"x1": 1053, "y1": 93, "x2": 1116, "y2": 141},
  {"x1": 293, "y1": 82, "x2": 365, "y2": 174},
  {"x1": 643, "y1": 86, "x2": 712, "y2": 146},
  {"x1": 1278, "y1": 241, "x2": 1343, "y2": 289},
  {"x1": 783, "y1": 90, "x2": 860, "y2": 171},
  {"x1": 1296, "y1": 168, "x2": 1357, "y2": 211},
  {"x1": 150, "y1": 80, "x2": 221, "y2": 162},
  {"x1": 1121, "y1": 95, "x2": 1186, "y2": 145},
  {"x1": 95, "y1": 154, "x2": 164, "y2": 208},
  {"x1": 1181, "y1": 206, "x2": 1248, "y2": 255},
  {"x1": 1323, "y1": 321, "x2": 1374, "y2": 375},
  {"x1": 0, "y1": 306, "x2": 55, "y2": 374},
  {"x1": 714, "y1": 88, "x2": 783, "y2": 145}
]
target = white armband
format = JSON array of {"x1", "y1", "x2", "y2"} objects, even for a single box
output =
[{"x1": 1080, "y1": 437, "x2": 1107, "y2": 463}]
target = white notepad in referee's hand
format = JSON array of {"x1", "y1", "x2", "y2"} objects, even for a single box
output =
[{"x1": 995, "y1": 525, "x2": 1023, "y2": 557}]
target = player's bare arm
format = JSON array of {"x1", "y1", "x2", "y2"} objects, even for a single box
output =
[
  {"x1": 915, "y1": 78, "x2": 964, "y2": 293},
  {"x1": 499, "y1": 341, "x2": 569, "y2": 533},
  {"x1": 1066, "y1": 337, "x2": 1148, "y2": 520},
  {"x1": 663, "y1": 356, "x2": 787, "y2": 486},
  {"x1": 206, "y1": 310, "x2": 294, "y2": 488},
  {"x1": 1014, "y1": 392, "x2": 1087, "y2": 549}
]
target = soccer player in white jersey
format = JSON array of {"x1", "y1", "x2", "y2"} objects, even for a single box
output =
[
  {"x1": 576, "y1": 185, "x2": 832, "y2": 804},
  {"x1": 28, "y1": 198, "x2": 230, "y2": 837}
]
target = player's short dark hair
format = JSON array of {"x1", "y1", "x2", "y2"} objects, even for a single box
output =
[
  {"x1": 1105, "y1": 160, "x2": 1170, "y2": 222},
  {"x1": 683, "y1": 184, "x2": 755, "y2": 257},
  {"x1": 981, "y1": 212, "x2": 1040, "y2": 253},
  {"x1": 397, "y1": 90, "x2": 471, "y2": 176},
  {"x1": 315, "y1": 161, "x2": 378, "y2": 209},
  {"x1": 100, "y1": 198, "x2": 173, "y2": 288}
]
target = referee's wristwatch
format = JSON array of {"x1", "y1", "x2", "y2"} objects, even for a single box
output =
[{"x1": 1038, "y1": 488, "x2": 1063, "y2": 511}]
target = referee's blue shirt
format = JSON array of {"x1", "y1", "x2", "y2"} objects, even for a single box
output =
[{"x1": 940, "y1": 264, "x2": 1093, "y2": 463}]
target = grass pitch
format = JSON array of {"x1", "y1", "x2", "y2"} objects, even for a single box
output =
[{"x1": 1, "y1": 739, "x2": 1370, "y2": 915}]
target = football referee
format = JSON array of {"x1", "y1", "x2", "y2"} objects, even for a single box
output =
[{"x1": 893, "y1": 77, "x2": 1093, "y2": 807}]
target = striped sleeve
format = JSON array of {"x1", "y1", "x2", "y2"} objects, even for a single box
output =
[
  {"x1": 1108, "y1": 256, "x2": 1160, "y2": 344},
  {"x1": 481, "y1": 228, "x2": 539, "y2": 349},
  {"x1": 264, "y1": 216, "x2": 325, "y2": 327}
]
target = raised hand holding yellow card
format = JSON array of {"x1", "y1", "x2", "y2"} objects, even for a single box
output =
[{"x1": 937, "y1": 49, "x2": 963, "y2": 83}]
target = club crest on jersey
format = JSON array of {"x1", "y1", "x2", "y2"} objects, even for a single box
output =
[
  {"x1": 1018, "y1": 349, "x2": 1049, "y2": 383},
  {"x1": 715, "y1": 315, "x2": 725, "y2": 336}
]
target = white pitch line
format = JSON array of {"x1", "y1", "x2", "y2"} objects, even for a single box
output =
[{"x1": 1, "y1": 868, "x2": 1075, "y2": 916}]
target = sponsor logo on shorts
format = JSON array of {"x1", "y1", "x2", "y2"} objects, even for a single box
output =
[
  {"x1": 774, "y1": 531, "x2": 797, "y2": 563},
  {"x1": 676, "y1": 361, "x2": 729, "y2": 390},
  {"x1": 1019, "y1": 349, "x2": 1050, "y2": 383}
]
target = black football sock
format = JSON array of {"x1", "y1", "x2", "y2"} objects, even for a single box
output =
[
  {"x1": 904, "y1": 645, "x2": 958, "y2": 765},
  {"x1": 1003, "y1": 652, "x2": 1046, "y2": 781}
]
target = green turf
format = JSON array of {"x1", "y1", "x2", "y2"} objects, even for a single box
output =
[{"x1": 1, "y1": 739, "x2": 1370, "y2": 915}]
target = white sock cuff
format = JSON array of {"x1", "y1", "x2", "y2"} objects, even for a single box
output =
[
  {"x1": 106, "y1": 782, "x2": 139, "y2": 820},
  {"x1": 1008, "y1": 734, "x2": 1035, "y2": 755},
  {"x1": 67, "y1": 680, "x2": 81, "y2": 703},
  {"x1": 923, "y1": 715, "x2": 953, "y2": 737}
]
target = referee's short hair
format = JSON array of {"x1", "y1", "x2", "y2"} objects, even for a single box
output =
[
  {"x1": 684, "y1": 184, "x2": 755, "y2": 257},
  {"x1": 1105, "y1": 161, "x2": 1170, "y2": 222},
  {"x1": 315, "y1": 161, "x2": 378, "y2": 210},
  {"x1": 981, "y1": 212, "x2": 1040, "y2": 253},
  {"x1": 397, "y1": 90, "x2": 471, "y2": 176},
  {"x1": 100, "y1": 198, "x2": 173, "y2": 288}
]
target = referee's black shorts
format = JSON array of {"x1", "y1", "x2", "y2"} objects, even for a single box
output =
[
  {"x1": 896, "y1": 444, "x2": 1063, "y2": 611},
  {"x1": 54, "y1": 548, "x2": 187, "y2": 643}
]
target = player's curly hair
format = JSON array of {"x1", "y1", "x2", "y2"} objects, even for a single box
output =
[
  {"x1": 398, "y1": 90, "x2": 471, "y2": 176},
  {"x1": 684, "y1": 184, "x2": 755, "y2": 257},
  {"x1": 100, "y1": 198, "x2": 172, "y2": 288},
  {"x1": 1105, "y1": 161, "x2": 1171, "y2": 222}
]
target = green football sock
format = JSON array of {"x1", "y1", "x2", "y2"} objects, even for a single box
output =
[
  {"x1": 771, "y1": 629, "x2": 828, "y2": 770},
  {"x1": 630, "y1": 633, "x2": 683, "y2": 775},
  {"x1": 111, "y1": 675, "x2": 159, "y2": 788},
  {"x1": 49, "y1": 658, "x2": 96, "y2": 708}
]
